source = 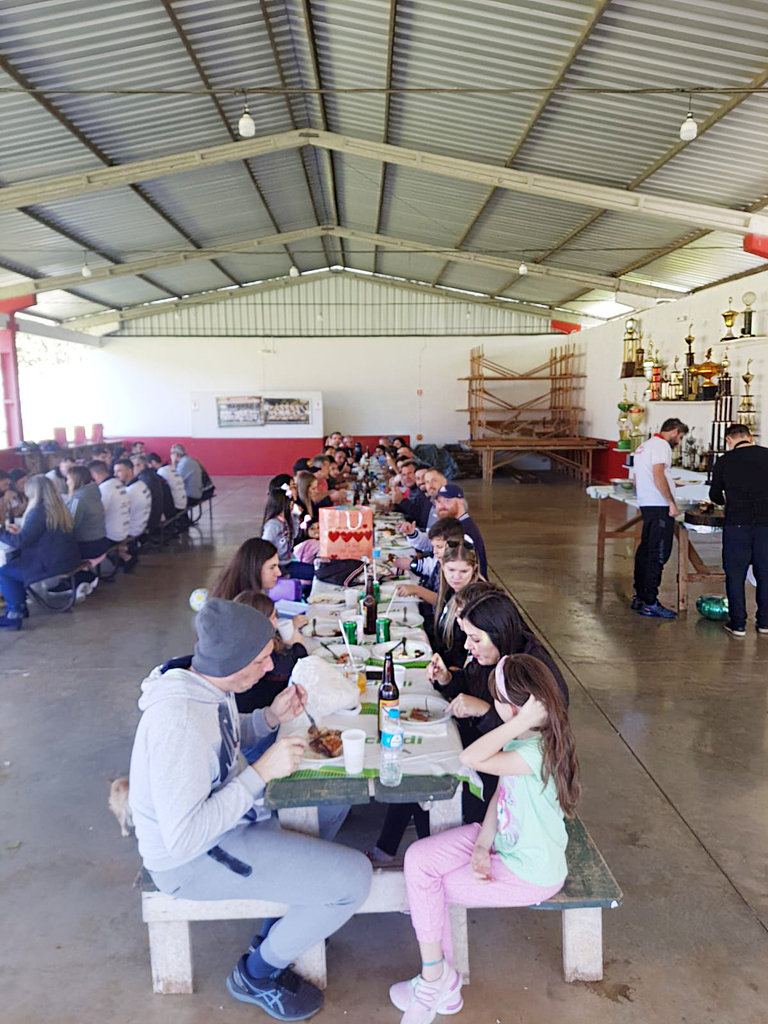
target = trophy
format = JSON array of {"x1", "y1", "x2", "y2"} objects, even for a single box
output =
[
  {"x1": 721, "y1": 297, "x2": 738, "y2": 342},
  {"x1": 738, "y1": 358, "x2": 757, "y2": 434},
  {"x1": 621, "y1": 317, "x2": 638, "y2": 377},
  {"x1": 634, "y1": 329, "x2": 646, "y2": 377},
  {"x1": 695, "y1": 348, "x2": 721, "y2": 400},
  {"x1": 616, "y1": 385, "x2": 632, "y2": 450},
  {"x1": 741, "y1": 291, "x2": 756, "y2": 337},
  {"x1": 628, "y1": 394, "x2": 644, "y2": 451},
  {"x1": 683, "y1": 325, "x2": 696, "y2": 399}
]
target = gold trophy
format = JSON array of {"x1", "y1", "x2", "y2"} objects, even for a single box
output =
[
  {"x1": 628, "y1": 394, "x2": 644, "y2": 451},
  {"x1": 616, "y1": 385, "x2": 632, "y2": 451},
  {"x1": 621, "y1": 318, "x2": 638, "y2": 377},
  {"x1": 721, "y1": 297, "x2": 738, "y2": 342}
]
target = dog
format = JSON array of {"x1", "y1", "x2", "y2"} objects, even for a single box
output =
[{"x1": 108, "y1": 777, "x2": 133, "y2": 837}]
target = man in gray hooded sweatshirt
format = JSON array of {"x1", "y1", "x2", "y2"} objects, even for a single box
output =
[{"x1": 129, "y1": 598, "x2": 372, "y2": 1020}]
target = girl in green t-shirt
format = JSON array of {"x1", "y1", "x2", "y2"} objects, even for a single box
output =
[{"x1": 389, "y1": 653, "x2": 580, "y2": 1024}]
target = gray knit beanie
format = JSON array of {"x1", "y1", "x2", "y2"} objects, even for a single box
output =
[{"x1": 192, "y1": 598, "x2": 275, "y2": 678}]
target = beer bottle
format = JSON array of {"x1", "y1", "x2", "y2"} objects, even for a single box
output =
[
  {"x1": 378, "y1": 651, "x2": 400, "y2": 739},
  {"x1": 362, "y1": 565, "x2": 377, "y2": 636}
]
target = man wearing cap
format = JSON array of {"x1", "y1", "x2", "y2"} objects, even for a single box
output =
[
  {"x1": 129, "y1": 599, "x2": 372, "y2": 1020},
  {"x1": 434, "y1": 483, "x2": 488, "y2": 576}
]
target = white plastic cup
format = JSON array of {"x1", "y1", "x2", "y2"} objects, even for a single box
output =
[
  {"x1": 344, "y1": 587, "x2": 358, "y2": 610},
  {"x1": 341, "y1": 728, "x2": 366, "y2": 775},
  {"x1": 277, "y1": 619, "x2": 294, "y2": 643}
]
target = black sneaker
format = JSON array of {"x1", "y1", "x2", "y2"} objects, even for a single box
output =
[
  {"x1": 47, "y1": 580, "x2": 73, "y2": 594},
  {"x1": 723, "y1": 623, "x2": 746, "y2": 638},
  {"x1": 226, "y1": 956, "x2": 323, "y2": 1021},
  {"x1": 630, "y1": 596, "x2": 643, "y2": 611}
]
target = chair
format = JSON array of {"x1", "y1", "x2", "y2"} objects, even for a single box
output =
[
  {"x1": 73, "y1": 426, "x2": 87, "y2": 445},
  {"x1": 53, "y1": 427, "x2": 68, "y2": 447},
  {"x1": 90, "y1": 424, "x2": 104, "y2": 442}
]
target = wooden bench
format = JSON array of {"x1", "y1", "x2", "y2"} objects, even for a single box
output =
[{"x1": 139, "y1": 812, "x2": 621, "y2": 995}]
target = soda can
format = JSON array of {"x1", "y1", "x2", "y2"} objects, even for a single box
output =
[
  {"x1": 373, "y1": 581, "x2": 381, "y2": 604},
  {"x1": 342, "y1": 620, "x2": 359, "y2": 646},
  {"x1": 376, "y1": 617, "x2": 391, "y2": 643}
]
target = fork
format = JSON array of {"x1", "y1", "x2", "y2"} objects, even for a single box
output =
[{"x1": 301, "y1": 698, "x2": 318, "y2": 731}]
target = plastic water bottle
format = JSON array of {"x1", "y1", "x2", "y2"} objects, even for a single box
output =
[{"x1": 380, "y1": 708, "x2": 404, "y2": 787}]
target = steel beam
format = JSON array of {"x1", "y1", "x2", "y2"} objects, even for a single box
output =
[
  {"x1": 15, "y1": 316, "x2": 103, "y2": 347},
  {"x1": 0, "y1": 228, "x2": 325, "y2": 301},
  {"x1": 373, "y1": 0, "x2": 399, "y2": 274},
  {"x1": 0, "y1": 225, "x2": 682, "y2": 302},
  {"x1": 3, "y1": 130, "x2": 767, "y2": 239},
  {"x1": 63, "y1": 268, "x2": 586, "y2": 331}
]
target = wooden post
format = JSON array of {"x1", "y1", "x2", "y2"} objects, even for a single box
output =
[
  {"x1": 596, "y1": 501, "x2": 607, "y2": 598},
  {"x1": 676, "y1": 523, "x2": 689, "y2": 612},
  {"x1": 562, "y1": 907, "x2": 603, "y2": 982}
]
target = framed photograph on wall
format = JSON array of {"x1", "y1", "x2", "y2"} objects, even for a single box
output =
[
  {"x1": 216, "y1": 395, "x2": 263, "y2": 427},
  {"x1": 262, "y1": 396, "x2": 312, "y2": 424}
]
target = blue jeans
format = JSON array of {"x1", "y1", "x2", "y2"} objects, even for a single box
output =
[
  {"x1": 0, "y1": 561, "x2": 28, "y2": 615},
  {"x1": 722, "y1": 524, "x2": 768, "y2": 629}
]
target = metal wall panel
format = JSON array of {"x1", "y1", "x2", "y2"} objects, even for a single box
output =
[{"x1": 114, "y1": 270, "x2": 551, "y2": 336}]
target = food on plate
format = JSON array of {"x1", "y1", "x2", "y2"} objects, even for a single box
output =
[
  {"x1": 308, "y1": 726, "x2": 343, "y2": 758},
  {"x1": 308, "y1": 593, "x2": 345, "y2": 605},
  {"x1": 401, "y1": 707, "x2": 433, "y2": 723}
]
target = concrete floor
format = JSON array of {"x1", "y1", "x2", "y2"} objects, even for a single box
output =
[{"x1": 1, "y1": 475, "x2": 766, "y2": 1024}]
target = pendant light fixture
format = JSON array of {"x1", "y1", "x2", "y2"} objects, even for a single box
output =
[
  {"x1": 81, "y1": 251, "x2": 92, "y2": 278},
  {"x1": 289, "y1": 265, "x2": 300, "y2": 278},
  {"x1": 679, "y1": 94, "x2": 697, "y2": 141},
  {"x1": 518, "y1": 253, "x2": 528, "y2": 275},
  {"x1": 238, "y1": 92, "x2": 256, "y2": 138}
]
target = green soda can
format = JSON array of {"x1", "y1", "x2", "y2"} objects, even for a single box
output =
[
  {"x1": 342, "y1": 620, "x2": 358, "y2": 646},
  {"x1": 373, "y1": 581, "x2": 381, "y2": 604},
  {"x1": 376, "y1": 617, "x2": 391, "y2": 643}
]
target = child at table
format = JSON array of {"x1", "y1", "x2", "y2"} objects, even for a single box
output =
[{"x1": 390, "y1": 653, "x2": 579, "y2": 1024}]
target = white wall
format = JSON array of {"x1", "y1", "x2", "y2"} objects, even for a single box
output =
[
  {"x1": 582, "y1": 271, "x2": 768, "y2": 449},
  {"x1": 27, "y1": 332, "x2": 565, "y2": 444}
]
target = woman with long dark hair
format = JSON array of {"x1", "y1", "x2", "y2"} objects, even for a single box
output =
[
  {"x1": 209, "y1": 538, "x2": 281, "y2": 600},
  {"x1": 262, "y1": 488, "x2": 315, "y2": 582}
]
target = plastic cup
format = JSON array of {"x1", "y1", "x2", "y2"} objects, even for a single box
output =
[
  {"x1": 344, "y1": 587, "x2": 359, "y2": 609},
  {"x1": 344, "y1": 656, "x2": 367, "y2": 695},
  {"x1": 277, "y1": 619, "x2": 294, "y2": 643},
  {"x1": 341, "y1": 728, "x2": 366, "y2": 775}
]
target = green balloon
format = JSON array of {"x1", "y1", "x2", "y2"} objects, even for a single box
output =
[{"x1": 696, "y1": 595, "x2": 729, "y2": 621}]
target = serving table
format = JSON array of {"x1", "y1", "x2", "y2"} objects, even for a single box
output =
[{"x1": 588, "y1": 474, "x2": 725, "y2": 610}]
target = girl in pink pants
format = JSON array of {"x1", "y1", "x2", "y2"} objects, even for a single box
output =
[{"x1": 390, "y1": 654, "x2": 581, "y2": 1024}]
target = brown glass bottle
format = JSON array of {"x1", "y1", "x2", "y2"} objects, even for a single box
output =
[
  {"x1": 378, "y1": 652, "x2": 400, "y2": 738},
  {"x1": 362, "y1": 566, "x2": 377, "y2": 636}
]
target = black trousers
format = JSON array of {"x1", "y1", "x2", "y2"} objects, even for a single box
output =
[
  {"x1": 634, "y1": 506, "x2": 675, "y2": 605},
  {"x1": 375, "y1": 802, "x2": 430, "y2": 857},
  {"x1": 722, "y1": 524, "x2": 768, "y2": 629}
]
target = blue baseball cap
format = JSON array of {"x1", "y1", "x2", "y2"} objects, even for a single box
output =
[{"x1": 437, "y1": 484, "x2": 464, "y2": 499}]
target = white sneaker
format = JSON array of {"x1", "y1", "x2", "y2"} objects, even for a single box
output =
[
  {"x1": 75, "y1": 582, "x2": 94, "y2": 602},
  {"x1": 390, "y1": 963, "x2": 463, "y2": 1023}
]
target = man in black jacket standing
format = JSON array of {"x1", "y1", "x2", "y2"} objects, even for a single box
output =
[{"x1": 710, "y1": 424, "x2": 768, "y2": 637}]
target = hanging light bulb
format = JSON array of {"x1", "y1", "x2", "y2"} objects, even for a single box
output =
[
  {"x1": 679, "y1": 95, "x2": 697, "y2": 141},
  {"x1": 465, "y1": 306, "x2": 472, "y2": 322},
  {"x1": 518, "y1": 260, "x2": 528, "y2": 275},
  {"x1": 316, "y1": 311, "x2": 323, "y2": 324},
  {"x1": 289, "y1": 265, "x2": 300, "y2": 278},
  {"x1": 238, "y1": 93, "x2": 256, "y2": 138},
  {"x1": 81, "y1": 252, "x2": 92, "y2": 278}
]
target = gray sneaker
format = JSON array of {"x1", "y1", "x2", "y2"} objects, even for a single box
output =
[{"x1": 226, "y1": 956, "x2": 323, "y2": 1021}]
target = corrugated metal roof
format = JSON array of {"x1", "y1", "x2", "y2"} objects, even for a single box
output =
[
  {"x1": 1, "y1": 0, "x2": 768, "y2": 322},
  {"x1": 113, "y1": 269, "x2": 552, "y2": 336}
]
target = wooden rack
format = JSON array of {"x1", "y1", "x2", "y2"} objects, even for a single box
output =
[{"x1": 462, "y1": 345, "x2": 604, "y2": 482}]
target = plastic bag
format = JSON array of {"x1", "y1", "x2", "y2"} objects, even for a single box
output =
[{"x1": 289, "y1": 655, "x2": 359, "y2": 720}]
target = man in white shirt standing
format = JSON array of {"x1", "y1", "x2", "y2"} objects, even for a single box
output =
[{"x1": 632, "y1": 417, "x2": 689, "y2": 619}]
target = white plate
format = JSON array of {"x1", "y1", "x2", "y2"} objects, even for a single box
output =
[
  {"x1": 335, "y1": 702, "x2": 362, "y2": 717},
  {"x1": 399, "y1": 694, "x2": 451, "y2": 726},
  {"x1": 312, "y1": 643, "x2": 369, "y2": 664},
  {"x1": 381, "y1": 605, "x2": 424, "y2": 628},
  {"x1": 301, "y1": 619, "x2": 344, "y2": 639},
  {"x1": 372, "y1": 639, "x2": 431, "y2": 662}
]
